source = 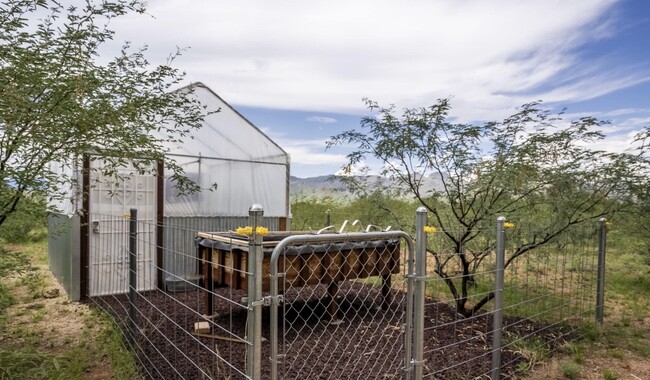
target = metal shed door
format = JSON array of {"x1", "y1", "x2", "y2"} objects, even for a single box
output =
[{"x1": 88, "y1": 160, "x2": 157, "y2": 296}]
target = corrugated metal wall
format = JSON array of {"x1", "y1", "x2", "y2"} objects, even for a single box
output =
[
  {"x1": 161, "y1": 216, "x2": 287, "y2": 285},
  {"x1": 47, "y1": 213, "x2": 81, "y2": 300},
  {"x1": 49, "y1": 214, "x2": 290, "y2": 297}
]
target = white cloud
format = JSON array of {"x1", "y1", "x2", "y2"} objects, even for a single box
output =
[
  {"x1": 617, "y1": 117, "x2": 650, "y2": 129},
  {"x1": 90, "y1": 0, "x2": 650, "y2": 175},
  {"x1": 285, "y1": 145, "x2": 346, "y2": 166},
  {"x1": 306, "y1": 116, "x2": 337, "y2": 124},
  {"x1": 274, "y1": 138, "x2": 346, "y2": 166},
  {"x1": 576, "y1": 130, "x2": 643, "y2": 153},
  {"x1": 101, "y1": 0, "x2": 638, "y2": 119}
]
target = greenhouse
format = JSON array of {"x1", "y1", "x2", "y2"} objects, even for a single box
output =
[{"x1": 48, "y1": 82, "x2": 291, "y2": 299}]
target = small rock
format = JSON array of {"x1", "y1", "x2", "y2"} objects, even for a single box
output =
[
  {"x1": 194, "y1": 321, "x2": 210, "y2": 334},
  {"x1": 43, "y1": 288, "x2": 60, "y2": 299}
]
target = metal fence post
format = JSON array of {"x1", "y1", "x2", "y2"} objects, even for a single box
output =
[
  {"x1": 491, "y1": 216, "x2": 506, "y2": 380},
  {"x1": 270, "y1": 237, "x2": 279, "y2": 380},
  {"x1": 403, "y1": 212, "x2": 416, "y2": 379},
  {"x1": 596, "y1": 218, "x2": 608, "y2": 324},
  {"x1": 413, "y1": 207, "x2": 427, "y2": 380},
  {"x1": 247, "y1": 204, "x2": 264, "y2": 380},
  {"x1": 326, "y1": 209, "x2": 331, "y2": 226},
  {"x1": 128, "y1": 208, "x2": 138, "y2": 346}
]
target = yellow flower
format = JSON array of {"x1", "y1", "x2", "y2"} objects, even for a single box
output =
[
  {"x1": 605, "y1": 221, "x2": 613, "y2": 229},
  {"x1": 504, "y1": 222, "x2": 515, "y2": 229},
  {"x1": 255, "y1": 226, "x2": 269, "y2": 236},
  {"x1": 236, "y1": 226, "x2": 253, "y2": 236},
  {"x1": 423, "y1": 226, "x2": 437, "y2": 234},
  {"x1": 235, "y1": 226, "x2": 269, "y2": 236}
]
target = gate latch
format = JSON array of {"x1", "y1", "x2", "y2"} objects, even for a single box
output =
[{"x1": 251, "y1": 295, "x2": 284, "y2": 307}]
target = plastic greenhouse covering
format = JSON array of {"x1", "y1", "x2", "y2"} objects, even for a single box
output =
[
  {"x1": 47, "y1": 160, "x2": 79, "y2": 217},
  {"x1": 162, "y1": 84, "x2": 290, "y2": 217},
  {"x1": 47, "y1": 83, "x2": 291, "y2": 218}
]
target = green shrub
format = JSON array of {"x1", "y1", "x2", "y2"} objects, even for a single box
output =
[
  {"x1": 0, "y1": 247, "x2": 31, "y2": 278},
  {"x1": 603, "y1": 369, "x2": 619, "y2": 380},
  {"x1": 0, "y1": 196, "x2": 46, "y2": 244},
  {"x1": 561, "y1": 361, "x2": 582, "y2": 379},
  {"x1": 0, "y1": 283, "x2": 14, "y2": 314}
]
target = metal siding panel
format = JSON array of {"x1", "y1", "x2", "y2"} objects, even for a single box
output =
[
  {"x1": 161, "y1": 216, "x2": 281, "y2": 283},
  {"x1": 69, "y1": 216, "x2": 81, "y2": 300},
  {"x1": 48, "y1": 214, "x2": 81, "y2": 300}
]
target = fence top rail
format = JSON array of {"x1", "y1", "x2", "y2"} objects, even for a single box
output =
[
  {"x1": 197, "y1": 230, "x2": 366, "y2": 247},
  {"x1": 268, "y1": 230, "x2": 414, "y2": 273}
]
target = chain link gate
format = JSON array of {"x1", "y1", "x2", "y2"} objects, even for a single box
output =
[{"x1": 267, "y1": 231, "x2": 416, "y2": 379}]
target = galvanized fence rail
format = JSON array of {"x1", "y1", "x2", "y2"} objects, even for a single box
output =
[{"x1": 86, "y1": 206, "x2": 607, "y2": 380}]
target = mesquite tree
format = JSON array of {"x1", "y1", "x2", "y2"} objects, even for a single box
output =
[
  {"x1": 328, "y1": 98, "x2": 647, "y2": 317},
  {"x1": 0, "y1": 0, "x2": 210, "y2": 228}
]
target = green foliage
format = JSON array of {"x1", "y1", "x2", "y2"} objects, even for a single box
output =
[
  {"x1": 603, "y1": 369, "x2": 619, "y2": 380},
  {"x1": 0, "y1": 349, "x2": 85, "y2": 380},
  {"x1": 0, "y1": 193, "x2": 46, "y2": 243},
  {"x1": 0, "y1": 240, "x2": 139, "y2": 379},
  {"x1": 328, "y1": 98, "x2": 649, "y2": 316},
  {"x1": 561, "y1": 361, "x2": 582, "y2": 379},
  {"x1": 0, "y1": 283, "x2": 14, "y2": 314},
  {"x1": 18, "y1": 270, "x2": 47, "y2": 299},
  {"x1": 510, "y1": 335, "x2": 552, "y2": 372},
  {"x1": 90, "y1": 309, "x2": 139, "y2": 379},
  {"x1": 0, "y1": 246, "x2": 31, "y2": 278},
  {"x1": 291, "y1": 196, "x2": 341, "y2": 231},
  {"x1": 0, "y1": 0, "x2": 211, "y2": 229},
  {"x1": 291, "y1": 193, "x2": 420, "y2": 233}
]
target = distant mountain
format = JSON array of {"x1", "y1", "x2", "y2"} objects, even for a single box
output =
[
  {"x1": 290, "y1": 175, "x2": 350, "y2": 200},
  {"x1": 290, "y1": 174, "x2": 446, "y2": 200}
]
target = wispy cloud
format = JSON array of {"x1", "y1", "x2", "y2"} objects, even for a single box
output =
[
  {"x1": 273, "y1": 137, "x2": 346, "y2": 166},
  {"x1": 306, "y1": 116, "x2": 337, "y2": 124}
]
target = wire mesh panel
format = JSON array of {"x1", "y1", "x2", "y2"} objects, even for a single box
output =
[
  {"x1": 89, "y1": 216, "x2": 256, "y2": 379},
  {"x1": 269, "y1": 232, "x2": 414, "y2": 380},
  {"x1": 420, "y1": 222, "x2": 601, "y2": 379},
  {"x1": 497, "y1": 222, "x2": 600, "y2": 375}
]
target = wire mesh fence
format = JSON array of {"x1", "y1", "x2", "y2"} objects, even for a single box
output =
[
  {"x1": 84, "y1": 207, "x2": 606, "y2": 380},
  {"x1": 87, "y1": 212, "x2": 253, "y2": 379},
  {"x1": 421, "y1": 219, "x2": 603, "y2": 379}
]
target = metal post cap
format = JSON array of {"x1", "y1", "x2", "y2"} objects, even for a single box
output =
[{"x1": 249, "y1": 204, "x2": 264, "y2": 212}]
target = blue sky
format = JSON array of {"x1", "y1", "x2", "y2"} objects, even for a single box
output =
[{"x1": 105, "y1": 0, "x2": 650, "y2": 178}]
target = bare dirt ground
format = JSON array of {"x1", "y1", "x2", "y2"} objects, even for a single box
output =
[{"x1": 93, "y1": 283, "x2": 579, "y2": 380}]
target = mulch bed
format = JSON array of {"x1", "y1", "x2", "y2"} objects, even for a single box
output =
[{"x1": 92, "y1": 282, "x2": 575, "y2": 379}]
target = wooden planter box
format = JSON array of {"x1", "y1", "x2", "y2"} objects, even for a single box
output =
[{"x1": 195, "y1": 231, "x2": 401, "y2": 292}]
